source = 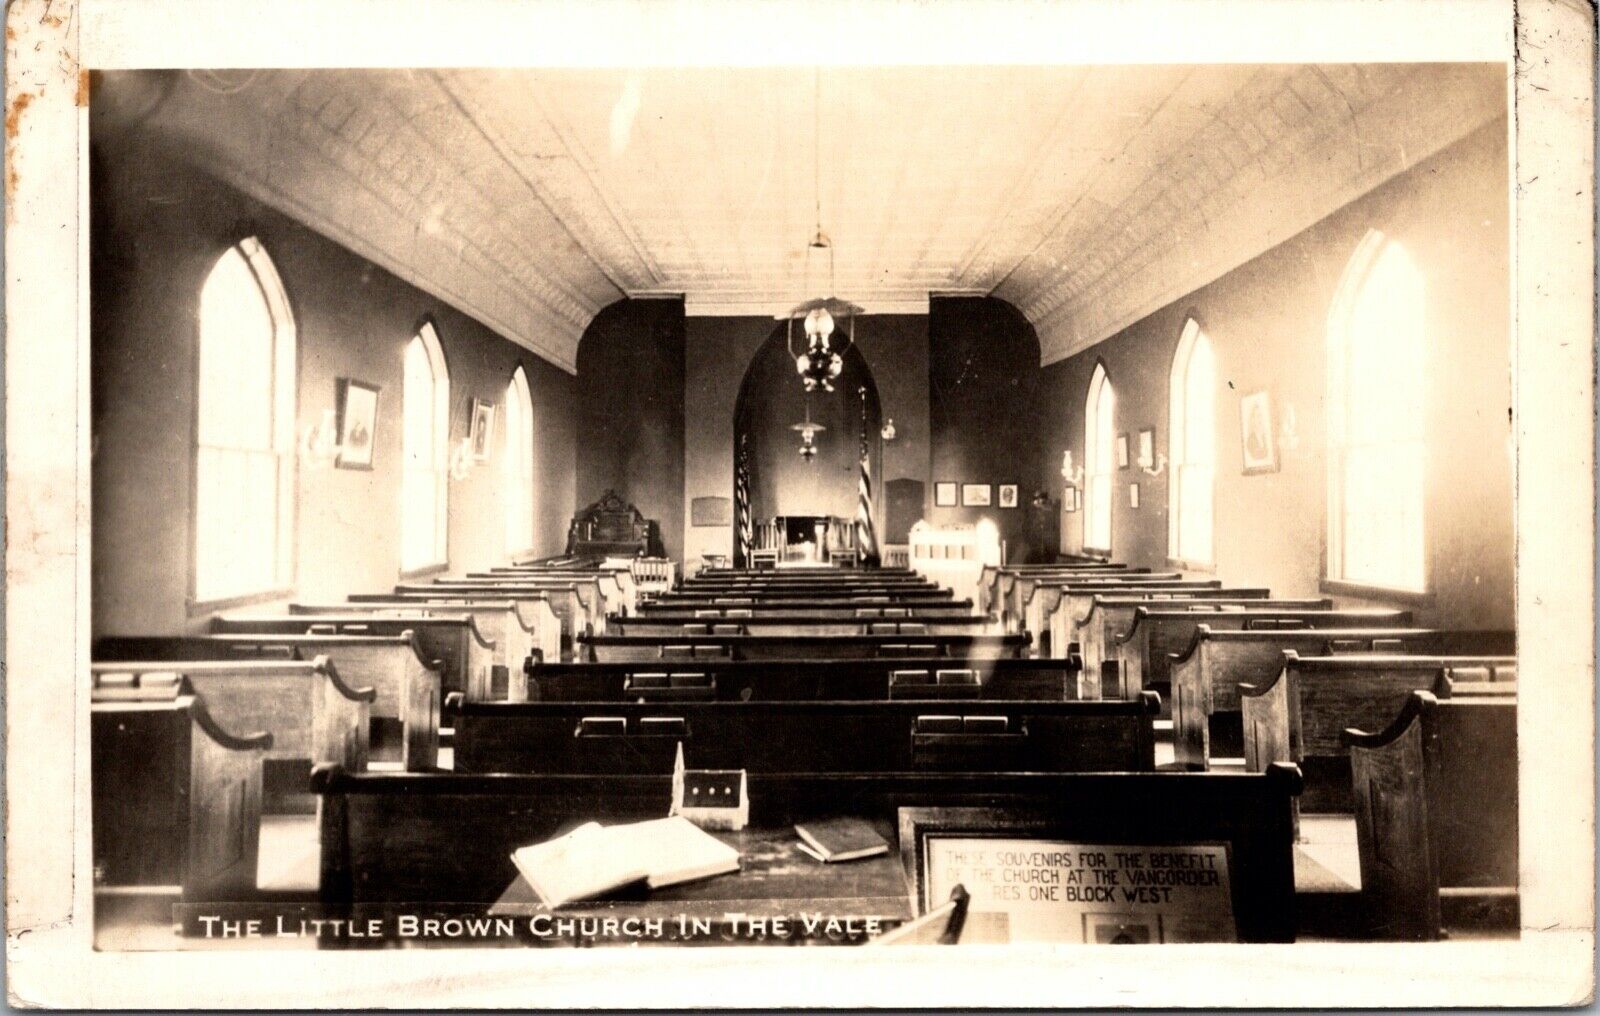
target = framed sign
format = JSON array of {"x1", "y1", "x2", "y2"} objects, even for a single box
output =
[
  {"x1": 1129, "y1": 483, "x2": 1140, "y2": 509},
  {"x1": 934, "y1": 481, "x2": 958, "y2": 508},
  {"x1": 898, "y1": 806, "x2": 1236, "y2": 944},
  {"x1": 691, "y1": 496, "x2": 732, "y2": 527},
  {"x1": 1137, "y1": 428, "x2": 1155, "y2": 469},
  {"x1": 997, "y1": 484, "x2": 1019, "y2": 509},
  {"x1": 961, "y1": 483, "x2": 992, "y2": 507},
  {"x1": 1240, "y1": 389, "x2": 1279, "y2": 474},
  {"x1": 469, "y1": 398, "x2": 496, "y2": 462},
  {"x1": 1063, "y1": 487, "x2": 1078, "y2": 512},
  {"x1": 1116, "y1": 433, "x2": 1130, "y2": 469},
  {"x1": 334, "y1": 378, "x2": 379, "y2": 470}
]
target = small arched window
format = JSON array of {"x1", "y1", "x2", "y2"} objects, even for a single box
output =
[
  {"x1": 504, "y1": 365, "x2": 536, "y2": 555},
  {"x1": 193, "y1": 237, "x2": 297, "y2": 603},
  {"x1": 1168, "y1": 318, "x2": 1216, "y2": 565},
  {"x1": 401, "y1": 321, "x2": 450, "y2": 572},
  {"x1": 1327, "y1": 231, "x2": 1426, "y2": 592},
  {"x1": 1083, "y1": 363, "x2": 1116, "y2": 554}
]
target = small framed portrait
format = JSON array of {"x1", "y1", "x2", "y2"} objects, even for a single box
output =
[
  {"x1": 1137, "y1": 428, "x2": 1155, "y2": 470},
  {"x1": 934, "y1": 481, "x2": 958, "y2": 507},
  {"x1": 1239, "y1": 389, "x2": 1279, "y2": 475},
  {"x1": 961, "y1": 483, "x2": 992, "y2": 507},
  {"x1": 1129, "y1": 483, "x2": 1141, "y2": 509},
  {"x1": 1116, "y1": 433, "x2": 1130, "y2": 469},
  {"x1": 1063, "y1": 487, "x2": 1078, "y2": 512},
  {"x1": 997, "y1": 484, "x2": 1019, "y2": 509},
  {"x1": 469, "y1": 398, "x2": 496, "y2": 462},
  {"x1": 334, "y1": 378, "x2": 379, "y2": 470}
]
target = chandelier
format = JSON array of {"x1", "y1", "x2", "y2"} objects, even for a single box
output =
[
  {"x1": 783, "y1": 68, "x2": 862, "y2": 393},
  {"x1": 791, "y1": 401, "x2": 826, "y2": 461}
]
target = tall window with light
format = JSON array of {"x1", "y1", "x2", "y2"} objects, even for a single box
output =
[
  {"x1": 504, "y1": 365, "x2": 536, "y2": 556},
  {"x1": 193, "y1": 238, "x2": 297, "y2": 604},
  {"x1": 1327, "y1": 231, "x2": 1426, "y2": 592},
  {"x1": 402, "y1": 322, "x2": 450, "y2": 572},
  {"x1": 1083, "y1": 363, "x2": 1116, "y2": 554},
  {"x1": 1168, "y1": 319, "x2": 1216, "y2": 565}
]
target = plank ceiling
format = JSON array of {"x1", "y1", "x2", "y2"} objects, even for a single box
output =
[{"x1": 95, "y1": 65, "x2": 1506, "y2": 371}]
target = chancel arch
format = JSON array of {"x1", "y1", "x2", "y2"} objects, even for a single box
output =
[{"x1": 732, "y1": 324, "x2": 882, "y2": 565}]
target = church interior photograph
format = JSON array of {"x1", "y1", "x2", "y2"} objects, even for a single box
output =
[{"x1": 88, "y1": 61, "x2": 1516, "y2": 950}]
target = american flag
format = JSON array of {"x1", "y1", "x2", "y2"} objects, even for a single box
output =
[
  {"x1": 856, "y1": 386, "x2": 880, "y2": 566},
  {"x1": 734, "y1": 431, "x2": 753, "y2": 567}
]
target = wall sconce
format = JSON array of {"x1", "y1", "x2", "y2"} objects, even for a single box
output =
[
  {"x1": 1140, "y1": 452, "x2": 1167, "y2": 477},
  {"x1": 1279, "y1": 403, "x2": 1301, "y2": 452},
  {"x1": 300, "y1": 409, "x2": 342, "y2": 468},
  {"x1": 1060, "y1": 449, "x2": 1084, "y2": 487},
  {"x1": 881, "y1": 418, "x2": 897, "y2": 441},
  {"x1": 448, "y1": 436, "x2": 476, "y2": 481}
]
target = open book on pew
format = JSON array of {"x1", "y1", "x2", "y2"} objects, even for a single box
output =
[{"x1": 509, "y1": 816, "x2": 741, "y2": 908}]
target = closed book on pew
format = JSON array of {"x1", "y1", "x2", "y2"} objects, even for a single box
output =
[
  {"x1": 793, "y1": 817, "x2": 890, "y2": 862},
  {"x1": 509, "y1": 816, "x2": 739, "y2": 908}
]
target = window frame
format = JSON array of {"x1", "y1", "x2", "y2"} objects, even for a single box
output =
[
  {"x1": 1082, "y1": 361, "x2": 1116, "y2": 557},
  {"x1": 504, "y1": 364, "x2": 537, "y2": 558},
  {"x1": 186, "y1": 236, "x2": 299, "y2": 613},
  {"x1": 1322, "y1": 229, "x2": 1431, "y2": 600},
  {"x1": 1166, "y1": 316, "x2": 1217, "y2": 570},
  {"x1": 400, "y1": 319, "x2": 451, "y2": 575}
]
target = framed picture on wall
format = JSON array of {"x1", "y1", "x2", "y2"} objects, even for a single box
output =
[
  {"x1": 1137, "y1": 428, "x2": 1155, "y2": 469},
  {"x1": 1063, "y1": 487, "x2": 1078, "y2": 512},
  {"x1": 1116, "y1": 433, "x2": 1130, "y2": 469},
  {"x1": 1129, "y1": 483, "x2": 1141, "y2": 509},
  {"x1": 334, "y1": 378, "x2": 379, "y2": 471},
  {"x1": 961, "y1": 483, "x2": 992, "y2": 507},
  {"x1": 934, "y1": 481, "x2": 958, "y2": 507},
  {"x1": 1239, "y1": 389, "x2": 1279, "y2": 475},
  {"x1": 469, "y1": 398, "x2": 496, "y2": 462},
  {"x1": 997, "y1": 484, "x2": 1019, "y2": 509}
]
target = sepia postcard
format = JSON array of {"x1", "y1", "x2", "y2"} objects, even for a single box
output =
[{"x1": 4, "y1": 0, "x2": 1594, "y2": 1007}]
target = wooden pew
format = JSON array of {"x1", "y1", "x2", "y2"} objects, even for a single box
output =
[
  {"x1": 342, "y1": 594, "x2": 561, "y2": 672},
  {"x1": 980, "y1": 563, "x2": 1133, "y2": 616},
  {"x1": 450, "y1": 694, "x2": 1159, "y2": 775},
  {"x1": 1078, "y1": 595, "x2": 1318, "y2": 688},
  {"x1": 475, "y1": 567, "x2": 634, "y2": 616},
  {"x1": 414, "y1": 577, "x2": 605, "y2": 632},
  {"x1": 213, "y1": 613, "x2": 497, "y2": 703},
  {"x1": 577, "y1": 631, "x2": 1030, "y2": 663},
  {"x1": 1344, "y1": 689, "x2": 1518, "y2": 939},
  {"x1": 1170, "y1": 627, "x2": 1516, "y2": 768},
  {"x1": 384, "y1": 584, "x2": 591, "y2": 645},
  {"x1": 1052, "y1": 587, "x2": 1272, "y2": 668},
  {"x1": 92, "y1": 673, "x2": 271, "y2": 900},
  {"x1": 91, "y1": 658, "x2": 371, "y2": 807},
  {"x1": 1005, "y1": 567, "x2": 1163, "y2": 630},
  {"x1": 1023, "y1": 578, "x2": 1218, "y2": 655},
  {"x1": 608, "y1": 614, "x2": 997, "y2": 638},
  {"x1": 638, "y1": 600, "x2": 975, "y2": 618},
  {"x1": 650, "y1": 590, "x2": 963, "y2": 609},
  {"x1": 95, "y1": 633, "x2": 441, "y2": 769},
  {"x1": 313, "y1": 764, "x2": 1301, "y2": 944},
  {"x1": 290, "y1": 600, "x2": 551, "y2": 699},
  {"x1": 1109, "y1": 606, "x2": 1414, "y2": 703},
  {"x1": 1240, "y1": 653, "x2": 1517, "y2": 812},
  {"x1": 525, "y1": 657, "x2": 1078, "y2": 702}
]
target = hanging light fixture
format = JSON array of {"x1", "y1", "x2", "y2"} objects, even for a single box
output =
[
  {"x1": 791, "y1": 400, "x2": 827, "y2": 461},
  {"x1": 785, "y1": 66, "x2": 863, "y2": 393}
]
